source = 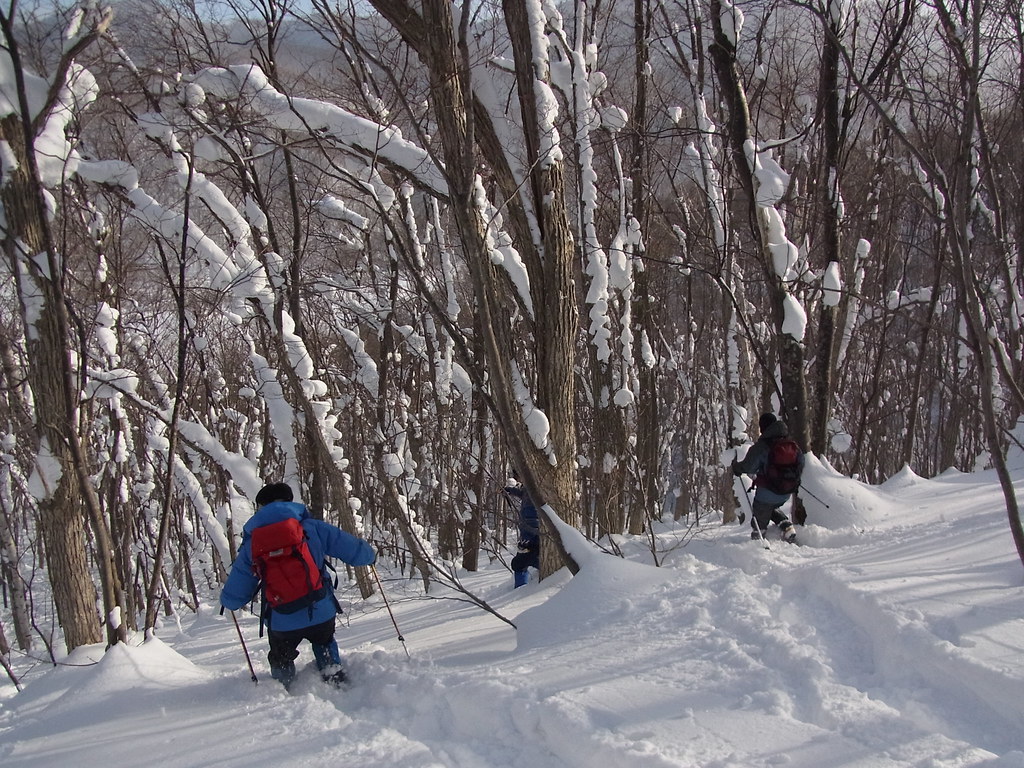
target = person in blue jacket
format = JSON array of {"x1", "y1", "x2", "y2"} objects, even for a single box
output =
[
  {"x1": 504, "y1": 469, "x2": 540, "y2": 588},
  {"x1": 220, "y1": 482, "x2": 375, "y2": 687},
  {"x1": 732, "y1": 413, "x2": 804, "y2": 544}
]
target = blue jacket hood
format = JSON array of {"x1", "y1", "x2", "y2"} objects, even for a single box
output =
[{"x1": 242, "y1": 500, "x2": 308, "y2": 536}]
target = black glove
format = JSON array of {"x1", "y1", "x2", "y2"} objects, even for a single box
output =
[{"x1": 731, "y1": 460, "x2": 742, "y2": 477}]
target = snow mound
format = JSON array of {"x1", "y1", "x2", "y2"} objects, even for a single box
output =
[
  {"x1": 12, "y1": 636, "x2": 211, "y2": 721},
  {"x1": 87, "y1": 636, "x2": 211, "y2": 690},
  {"x1": 879, "y1": 463, "x2": 926, "y2": 490},
  {"x1": 799, "y1": 455, "x2": 901, "y2": 529},
  {"x1": 515, "y1": 553, "x2": 674, "y2": 651}
]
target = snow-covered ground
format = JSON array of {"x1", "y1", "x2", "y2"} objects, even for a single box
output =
[{"x1": 2, "y1": 457, "x2": 1023, "y2": 767}]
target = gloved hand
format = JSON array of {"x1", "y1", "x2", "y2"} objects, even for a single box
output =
[
  {"x1": 517, "y1": 540, "x2": 531, "y2": 554},
  {"x1": 731, "y1": 460, "x2": 742, "y2": 477}
]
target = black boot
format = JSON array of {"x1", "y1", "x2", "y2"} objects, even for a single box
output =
[{"x1": 270, "y1": 662, "x2": 296, "y2": 689}]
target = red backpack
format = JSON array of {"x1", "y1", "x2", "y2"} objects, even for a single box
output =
[
  {"x1": 250, "y1": 518, "x2": 326, "y2": 615},
  {"x1": 757, "y1": 438, "x2": 803, "y2": 494}
]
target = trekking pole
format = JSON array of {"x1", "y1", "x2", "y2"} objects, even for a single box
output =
[
  {"x1": 752, "y1": 516, "x2": 770, "y2": 550},
  {"x1": 798, "y1": 484, "x2": 830, "y2": 508},
  {"x1": 371, "y1": 564, "x2": 411, "y2": 660},
  {"x1": 228, "y1": 609, "x2": 259, "y2": 684},
  {"x1": 740, "y1": 483, "x2": 770, "y2": 550}
]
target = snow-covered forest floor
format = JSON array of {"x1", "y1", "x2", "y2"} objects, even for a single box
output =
[{"x1": 2, "y1": 457, "x2": 1023, "y2": 767}]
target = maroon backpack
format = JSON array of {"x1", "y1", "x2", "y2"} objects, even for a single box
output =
[
  {"x1": 250, "y1": 518, "x2": 326, "y2": 614},
  {"x1": 757, "y1": 438, "x2": 803, "y2": 494}
]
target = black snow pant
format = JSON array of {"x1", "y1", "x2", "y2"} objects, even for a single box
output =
[
  {"x1": 511, "y1": 541, "x2": 540, "y2": 588},
  {"x1": 750, "y1": 498, "x2": 793, "y2": 536},
  {"x1": 267, "y1": 617, "x2": 339, "y2": 677},
  {"x1": 510, "y1": 546, "x2": 539, "y2": 573}
]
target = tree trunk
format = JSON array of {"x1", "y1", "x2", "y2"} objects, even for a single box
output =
[
  {"x1": 371, "y1": 0, "x2": 580, "y2": 580},
  {"x1": 0, "y1": 113, "x2": 105, "y2": 651},
  {"x1": 460, "y1": 387, "x2": 486, "y2": 572},
  {"x1": 0, "y1": 6, "x2": 127, "y2": 646},
  {"x1": 809, "y1": 13, "x2": 844, "y2": 455},
  {"x1": 934, "y1": 0, "x2": 1024, "y2": 568},
  {"x1": 710, "y1": 1, "x2": 811, "y2": 521},
  {"x1": 500, "y1": 0, "x2": 581, "y2": 538},
  {"x1": 630, "y1": 0, "x2": 659, "y2": 534},
  {"x1": 0, "y1": 500, "x2": 33, "y2": 650}
]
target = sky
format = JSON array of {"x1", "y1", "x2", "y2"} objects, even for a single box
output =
[{"x1": 1, "y1": 450, "x2": 1024, "y2": 767}]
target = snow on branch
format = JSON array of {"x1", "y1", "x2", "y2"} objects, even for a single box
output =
[
  {"x1": 719, "y1": 0, "x2": 745, "y2": 47},
  {"x1": 0, "y1": 48, "x2": 98, "y2": 189},
  {"x1": 189, "y1": 65, "x2": 448, "y2": 197},
  {"x1": 472, "y1": 176, "x2": 534, "y2": 317},
  {"x1": 510, "y1": 361, "x2": 554, "y2": 463},
  {"x1": 742, "y1": 139, "x2": 809, "y2": 341},
  {"x1": 338, "y1": 327, "x2": 381, "y2": 396},
  {"x1": 523, "y1": 0, "x2": 564, "y2": 168},
  {"x1": 76, "y1": 158, "x2": 264, "y2": 299}
]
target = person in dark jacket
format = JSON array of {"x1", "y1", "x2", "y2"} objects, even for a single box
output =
[
  {"x1": 220, "y1": 482, "x2": 375, "y2": 687},
  {"x1": 504, "y1": 470, "x2": 540, "y2": 588},
  {"x1": 732, "y1": 413, "x2": 803, "y2": 543}
]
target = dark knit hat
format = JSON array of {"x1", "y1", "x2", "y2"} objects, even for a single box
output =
[
  {"x1": 758, "y1": 413, "x2": 778, "y2": 432},
  {"x1": 255, "y1": 482, "x2": 293, "y2": 507}
]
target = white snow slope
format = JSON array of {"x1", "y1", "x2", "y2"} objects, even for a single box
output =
[{"x1": 2, "y1": 458, "x2": 1023, "y2": 767}]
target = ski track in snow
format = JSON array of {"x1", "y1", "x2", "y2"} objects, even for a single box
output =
[{"x1": 2, "y1": 466, "x2": 1023, "y2": 767}]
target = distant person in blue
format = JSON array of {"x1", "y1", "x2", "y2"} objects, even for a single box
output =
[
  {"x1": 220, "y1": 482, "x2": 375, "y2": 688},
  {"x1": 504, "y1": 469, "x2": 540, "y2": 588},
  {"x1": 732, "y1": 413, "x2": 804, "y2": 544}
]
